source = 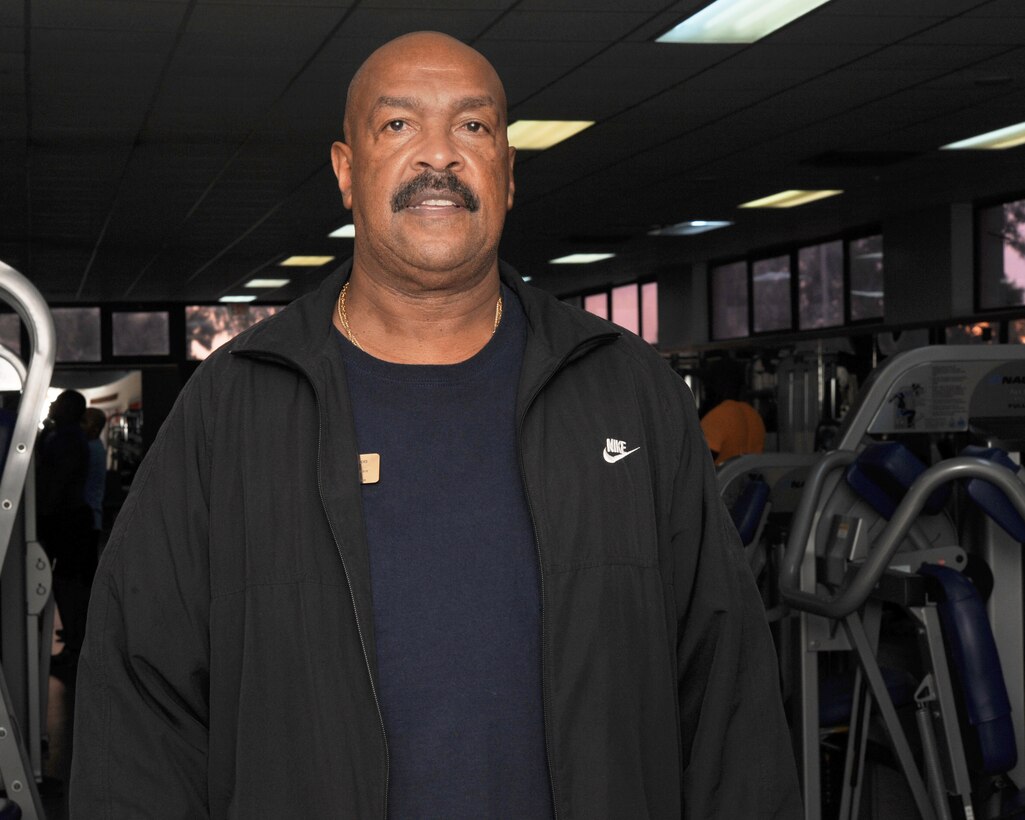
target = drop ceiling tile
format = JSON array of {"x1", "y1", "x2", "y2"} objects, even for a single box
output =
[
  {"x1": 482, "y1": 11, "x2": 652, "y2": 42},
  {"x1": 0, "y1": 26, "x2": 22, "y2": 52},
  {"x1": 969, "y1": 0, "x2": 1025, "y2": 16},
  {"x1": 772, "y1": 15, "x2": 940, "y2": 44},
  {"x1": 333, "y1": 7, "x2": 499, "y2": 43},
  {"x1": 910, "y1": 17, "x2": 1025, "y2": 45},
  {"x1": 32, "y1": 0, "x2": 187, "y2": 32},
  {"x1": 822, "y1": 0, "x2": 981, "y2": 15}
]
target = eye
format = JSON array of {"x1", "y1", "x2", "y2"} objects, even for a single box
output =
[
  {"x1": 464, "y1": 120, "x2": 488, "y2": 134},
  {"x1": 385, "y1": 120, "x2": 407, "y2": 132}
]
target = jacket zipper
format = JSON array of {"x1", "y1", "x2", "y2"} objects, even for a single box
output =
[
  {"x1": 313, "y1": 405, "x2": 390, "y2": 819},
  {"x1": 517, "y1": 332, "x2": 619, "y2": 819},
  {"x1": 267, "y1": 350, "x2": 390, "y2": 818}
]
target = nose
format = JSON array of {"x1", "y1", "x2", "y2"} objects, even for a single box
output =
[{"x1": 413, "y1": 123, "x2": 463, "y2": 173}]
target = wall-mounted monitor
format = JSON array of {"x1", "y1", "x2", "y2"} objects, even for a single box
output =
[
  {"x1": 978, "y1": 198, "x2": 1025, "y2": 310},
  {"x1": 112, "y1": 311, "x2": 170, "y2": 357},
  {"x1": 711, "y1": 261, "x2": 748, "y2": 340},
  {"x1": 53, "y1": 307, "x2": 101, "y2": 362},
  {"x1": 185, "y1": 305, "x2": 282, "y2": 361},
  {"x1": 752, "y1": 255, "x2": 791, "y2": 333}
]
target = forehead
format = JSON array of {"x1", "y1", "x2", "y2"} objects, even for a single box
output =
[{"x1": 352, "y1": 42, "x2": 505, "y2": 118}]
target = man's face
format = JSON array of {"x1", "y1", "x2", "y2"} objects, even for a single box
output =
[{"x1": 332, "y1": 37, "x2": 515, "y2": 283}]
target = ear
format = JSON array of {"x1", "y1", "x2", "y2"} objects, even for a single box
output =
[
  {"x1": 506, "y1": 145, "x2": 516, "y2": 210},
  {"x1": 331, "y1": 141, "x2": 354, "y2": 210}
]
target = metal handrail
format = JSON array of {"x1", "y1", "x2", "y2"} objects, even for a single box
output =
[
  {"x1": 780, "y1": 455, "x2": 1025, "y2": 620},
  {"x1": 0, "y1": 262, "x2": 56, "y2": 570}
]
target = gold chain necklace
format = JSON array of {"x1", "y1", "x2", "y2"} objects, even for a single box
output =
[{"x1": 336, "y1": 282, "x2": 503, "y2": 353}]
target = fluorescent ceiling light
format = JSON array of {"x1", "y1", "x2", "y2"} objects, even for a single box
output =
[
  {"x1": 657, "y1": 0, "x2": 831, "y2": 44},
  {"x1": 522, "y1": 276, "x2": 533, "y2": 282},
  {"x1": 219, "y1": 295, "x2": 257, "y2": 303},
  {"x1": 245, "y1": 278, "x2": 290, "y2": 288},
  {"x1": 649, "y1": 220, "x2": 733, "y2": 236},
  {"x1": 941, "y1": 120, "x2": 1025, "y2": 150},
  {"x1": 549, "y1": 253, "x2": 615, "y2": 264},
  {"x1": 279, "y1": 255, "x2": 335, "y2": 266},
  {"x1": 738, "y1": 189, "x2": 842, "y2": 209},
  {"x1": 507, "y1": 120, "x2": 594, "y2": 150},
  {"x1": 329, "y1": 224, "x2": 356, "y2": 238}
]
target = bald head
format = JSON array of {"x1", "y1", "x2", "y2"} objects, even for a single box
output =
[{"x1": 343, "y1": 32, "x2": 507, "y2": 143}]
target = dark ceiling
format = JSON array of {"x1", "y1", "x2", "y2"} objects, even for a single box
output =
[{"x1": 2, "y1": 0, "x2": 1024, "y2": 305}]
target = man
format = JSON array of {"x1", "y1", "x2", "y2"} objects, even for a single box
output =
[
  {"x1": 72, "y1": 32, "x2": 800, "y2": 818},
  {"x1": 37, "y1": 389, "x2": 94, "y2": 674}
]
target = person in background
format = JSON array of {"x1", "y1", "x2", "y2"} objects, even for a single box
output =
[
  {"x1": 37, "y1": 390, "x2": 93, "y2": 675},
  {"x1": 82, "y1": 407, "x2": 108, "y2": 559},
  {"x1": 72, "y1": 32, "x2": 800, "y2": 818},
  {"x1": 700, "y1": 358, "x2": 766, "y2": 465}
]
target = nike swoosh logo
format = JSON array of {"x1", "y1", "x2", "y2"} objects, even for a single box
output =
[{"x1": 603, "y1": 446, "x2": 640, "y2": 464}]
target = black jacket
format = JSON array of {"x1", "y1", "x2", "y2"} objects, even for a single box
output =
[{"x1": 71, "y1": 262, "x2": 801, "y2": 819}]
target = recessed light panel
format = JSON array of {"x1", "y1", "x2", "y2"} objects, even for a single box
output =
[
  {"x1": 219, "y1": 295, "x2": 257, "y2": 303},
  {"x1": 941, "y1": 120, "x2": 1025, "y2": 150},
  {"x1": 279, "y1": 255, "x2": 336, "y2": 266},
  {"x1": 738, "y1": 190, "x2": 842, "y2": 209},
  {"x1": 657, "y1": 0, "x2": 832, "y2": 44},
  {"x1": 649, "y1": 220, "x2": 733, "y2": 236},
  {"x1": 329, "y1": 224, "x2": 356, "y2": 238},
  {"x1": 245, "y1": 279, "x2": 290, "y2": 288},
  {"x1": 549, "y1": 253, "x2": 616, "y2": 264},
  {"x1": 507, "y1": 121, "x2": 595, "y2": 150}
]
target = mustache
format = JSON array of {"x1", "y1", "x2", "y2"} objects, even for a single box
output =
[{"x1": 390, "y1": 170, "x2": 481, "y2": 213}]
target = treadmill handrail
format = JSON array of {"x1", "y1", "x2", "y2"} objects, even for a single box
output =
[
  {"x1": 0, "y1": 262, "x2": 56, "y2": 572},
  {"x1": 780, "y1": 456, "x2": 1025, "y2": 619}
]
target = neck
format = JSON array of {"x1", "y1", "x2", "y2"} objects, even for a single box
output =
[{"x1": 334, "y1": 261, "x2": 504, "y2": 365}]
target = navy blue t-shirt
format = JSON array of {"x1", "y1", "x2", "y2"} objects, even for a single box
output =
[{"x1": 338, "y1": 286, "x2": 553, "y2": 819}]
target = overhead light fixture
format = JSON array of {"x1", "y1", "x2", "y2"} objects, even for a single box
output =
[
  {"x1": 279, "y1": 255, "x2": 335, "y2": 266},
  {"x1": 738, "y1": 189, "x2": 842, "y2": 209},
  {"x1": 657, "y1": 0, "x2": 832, "y2": 44},
  {"x1": 507, "y1": 120, "x2": 595, "y2": 150},
  {"x1": 522, "y1": 276, "x2": 533, "y2": 283},
  {"x1": 245, "y1": 278, "x2": 290, "y2": 288},
  {"x1": 941, "y1": 120, "x2": 1025, "y2": 150},
  {"x1": 549, "y1": 253, "x2": 615, "y2": 264},
  {"x1": 219, "y1": 295, "x2": 257, "y2": 303},
  {"x1": 329, "y1": 224, "x2": 356, "y2": 238},
  {"x1": 649, "y1": 220, "x2": 734, "y2": 236}
]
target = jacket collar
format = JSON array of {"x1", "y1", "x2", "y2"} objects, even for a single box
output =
[{"x1": 230, "y1": 257, "x2": 620, "y2": 375}]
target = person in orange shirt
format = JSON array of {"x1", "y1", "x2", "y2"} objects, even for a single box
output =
[
  {"x1": 700, "y1": 397, "x2": 766, "y2": 465},
  {"x1": 699, "y1": 359, "x2": 766, "y2": 465}
]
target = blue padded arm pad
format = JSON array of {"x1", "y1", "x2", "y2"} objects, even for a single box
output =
[
  {"x1": 845, "y1": 441, "x2": 950, "y2": 517},
  {"x1": 918, "y1": 562, "x2": 1017, "y2": 775},
  {"x1": 729, "y1": 478, "x2": 770, "y2": 547},
  {"x1": 961, "y1": 446, "x2": 1025, "y2": 543}
]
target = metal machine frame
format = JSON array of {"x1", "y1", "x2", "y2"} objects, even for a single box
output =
[{"x1": 0, "y1": 261, "x2": 57, "y2": 819}]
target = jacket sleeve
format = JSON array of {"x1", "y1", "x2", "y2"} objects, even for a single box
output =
[
  {"x1": 70, "y1": 377, "x2": 213, "y2": 819},
  {"x1": 669, "y1": 383, "x2": 803, "y2": 819}
]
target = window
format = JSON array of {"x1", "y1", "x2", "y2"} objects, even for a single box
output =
[
  {"x1": 850, "y1": 235, "x2": 884, "y2": 321},
  {"x1": 1010, "y1": 318, "x2": 1025, "y2": 344},
  {"x1": 611, "y1": 283, "x2": 639, "y2": 334},
  {"x1": 798, "y1": 241, "x2": 843, "y2": 329},
  {"x1": 945, "y1": 321, "x2": 997, "y2": 345},
  {"x1": 112, "y1": 311, "x2": 170, "y2": 356},
  {"x1": 185, "y1": 305, "x2": 282, "y2": 361},
  {"x1": 641, "y1": 281, "x2": 658, "y2": 345},
  {"x1": 978, "y1": 198, "x2": 1025, "y2": 310},
  {"x1": 711, "y1": 261, "x2": 748, "y2": 340},
  {"x1": 752, "y1": 255, "x2": 791, "y2": 333},
  {"x1": 583, "y1": 293, "x2": 608, "y2": 319},
  {"x1": 52, "y1": 307, "x2": 101, "y2": 362}
]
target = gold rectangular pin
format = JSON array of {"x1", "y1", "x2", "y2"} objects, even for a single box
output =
[{"x1": 359, "y1": 453, "x2": 380, "y2": 484}]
